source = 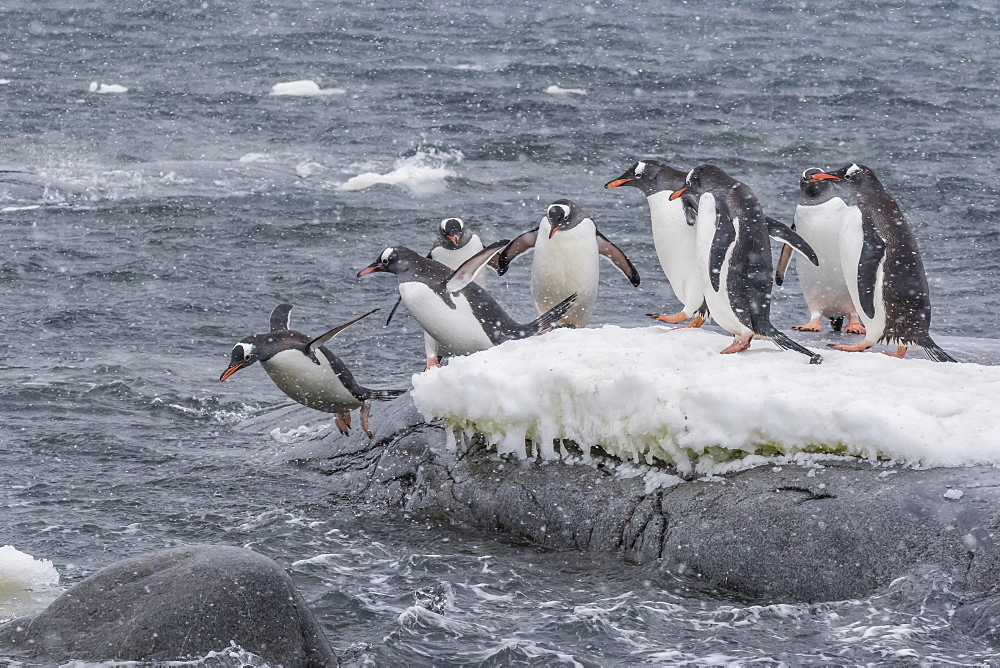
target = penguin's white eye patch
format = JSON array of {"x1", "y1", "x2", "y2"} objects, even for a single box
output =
[
  {"x1": 846, "y1": 164, "x2": 861, "y2": 177},
  {"x1": 548, "y1": 204, "x2": 571, "y2": 218},
  {"x1": 803, "y1": 168, "x2": 820, "y2": 179},
  {"x1": 236, "y1": 343, "x2": 255, "y2": 361},
  {"x1": 380, "y1": 248, "x2": 394, "y2": 263},
  {"x1": 685, "y1": 168, "x2": 695, "y2": 184},
  {"x1": 635, "y1": 161, "x2": 646, "y2": 176}
]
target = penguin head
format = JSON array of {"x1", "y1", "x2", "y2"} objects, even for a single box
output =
[
  {"x1": 804, "y1": 163, "x2": 882, "y2": 205},
  {"x1": 220, "y1": 337, "x2": 260, "y2": 381},
  {"x1": 669, "y1": 164, "x2": 731, "y2": 202},
  {"x1": 800, "y1": 167, "x2": 836, "y2": 199},
  {"x1": 605, "y1": 160, "x2": 686, "y2": 195},
  {"x1": 437, "y1": 217, "x2": 469, "y2": 250},
  {"x1": 545, "y1": 199, "x2": 588, "y2": 238},
  {"x1": 357, "y1": 247, "x2": 401, "y2": 277}
]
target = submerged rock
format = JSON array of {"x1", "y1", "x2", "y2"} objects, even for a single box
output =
[
  {"x1": 0, "y1": 544, "x2": 337, "y2": 666},
  {"x1": 262, "y1": 394, "x2": 1000, "y2": 604}
]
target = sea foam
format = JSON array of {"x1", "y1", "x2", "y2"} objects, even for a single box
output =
[
  {"x1": 0, "y1": 545, "x2": 61, "y2": 617},
  {"x1": 411, "y1": 326, "x2": 1000, "y2": 474},
  {"x1": 89, "y1": 81, "x2": 128, "y2": 94},
  {"x1": 340, "y1": 149, "x2": 462, "y2": 195}
]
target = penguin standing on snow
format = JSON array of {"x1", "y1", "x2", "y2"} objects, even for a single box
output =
[
  {"x1": 358, "y1": 242, "x2": 577, "y2": 366},
  {"x1": 220, "y1": 305, "x2": 405, "y2": 437},
  {"x1": 804, "y1": 164, "x2": 956, "y2": 362},
  {"x1": 671, "y1": 165, "x2": 823, "y2": 363},
  {"x1": 605, "y1": 159, "x2": 707, "y2": 327},
  {"x1": 494, "y1": 199, "x2": 640, "y2": 328},
  {"x1": 384, "y1": 217, "x2": 491, "y2": 370},
  {"x1": 775, "y1": 168, "x2": 865, "y2": 334}
]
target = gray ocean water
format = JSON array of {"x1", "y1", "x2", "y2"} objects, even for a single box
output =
[{"x1": 2, "y1": 0, "x2": 1000, "y2": 664}]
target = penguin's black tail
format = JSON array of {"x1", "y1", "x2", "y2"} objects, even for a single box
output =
[
  {"x1": 523, "y1": 293, "x2": 578, "y2": 337},
  {"x1": 920, "y1": 338, "x2": 958, "y2": 363},
  {"x1": 369, "y1": 388, "x2": 408, "y2": 401},
  {"x1": 766, "y1": 327, "x2": 823, "y2": 365}
]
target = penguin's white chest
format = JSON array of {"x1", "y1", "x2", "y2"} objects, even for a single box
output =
[
  {"x1": 399, "y1": 281, "x2": 494, "y2": 357},
  {"x1": 430, "y1": 235, "x2": 487, "y2": 286},
  {"x1": 646, "y1": 191, "x2": 702, "y2": 313},
  {"x1": 696, "y1": 193, "x2": 750, "y2": 336},
  {"x1": 793, "y1": 199, "x2": 856, "y2": 317},
  {"x1": 262, "y1": 350, "x2": 361, "y2": 413},
  {"x1": 839, "y1": 207, "x2": 886, "y2": 341},
  {"x1": 531, "y1": 219, "x2": 599, "y2": 327}
]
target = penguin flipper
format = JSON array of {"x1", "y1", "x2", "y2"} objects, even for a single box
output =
[
  {"x1": 384, "y1": 296, "x2": 404, "y2": 327},
  {"x1": 494, "y1": 229, "x2": 538, "y2": 276},
  {"x1": 522, "y1": 292, "x2": 578, "y2": 337},
  {"x1": 920, "y1": 338, "x2": 958, "y2": 363},
  {"x1": 775, "y1": 243, "x2": 794, "y2": 286},
  {"x1": 709, "y1": 198, "x2": 736, "y2": 293},
  {"x1": 270, "y1": 303, "x2": 294, "y2": 332},
  {"x1": 445, "y1": 240, "x2": 508, "y2": 293},
  {"x1": 766, "y1": 326, "x2": 824, "y2": 364},
  {"x1": 858, "y1": 225, "x2": 886, "y2": 320},
  {"x1": 766, "y1": 217, "x2": 819, "y2": 266},
  {"x1": 596, "y1": 231, "x2": 640, "y2": 286},
  {"x1": 307, "y1": 308, "x2": 380, "y2": 354}
]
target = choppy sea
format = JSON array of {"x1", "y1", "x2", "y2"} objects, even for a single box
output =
[{"x1": 2, "y1": 0, "x2": 1000, "y2": 664}]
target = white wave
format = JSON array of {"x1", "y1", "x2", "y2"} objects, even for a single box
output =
[
  {"x1": 340, "y1": 149, "x2": 462, "y2": 195},
  {"x1": 545, "y1": 85, "x2": 587, "y2": 95},
  {"x1": 269, "y1": 423, "x2": 331, "y2": 443},
  {"x1": 89, "y1": 81, "x2": 128, "y2": 94},
  {"x1": 412, "y1": 326, "x2": 1000, "y2": 474},
  {"x1": 0, "y1": 79, "x2": 10, "y2": 85},
  {"x1": 269, "y1": 79, "x2": 345, "y2": 96}
]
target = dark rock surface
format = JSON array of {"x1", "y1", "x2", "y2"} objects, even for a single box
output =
[
  {"x1": 0, "y1": 545, "x2": 337, "y2": 666},
  {"x1": 275, "y1": 393, "x2": 1000, "y2": 604}
]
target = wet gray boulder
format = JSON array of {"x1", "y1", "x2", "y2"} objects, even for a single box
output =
[
  {"x1": 0, "y1": 544, "x2": 337, "y2": 666},
  {"x1": 260, "y1": 377, "x2": 1000, "y2": 605}
]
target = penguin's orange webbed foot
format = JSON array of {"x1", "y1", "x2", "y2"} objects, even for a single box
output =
[
  {"x1": 828, "y1": 341, "x2": 875, "y2": 353},
  {"x1": 792, "y1": 317, "x2": 822, "y2": 332},
  {"x1": 844, "y1": 316, "x2": 866, "y2": 335},
  {"x1": 646, "y1": 311, "x2": 688, "y2": 324},
  {"x1": 334, "y1": 412, "x2": 352, "y2": 436},
  {"x1": 360, "y1": 403, "x2": 373, "y2": 438},
  {"x1": 882, "y1": 346, "x2": 907, "y2": 359},
  {"x1": 423, "y1": 357, "x2": 442, "y2": 371},
  {"x1": 720, "y1": 336, "x2": 752, "y2": 354}
]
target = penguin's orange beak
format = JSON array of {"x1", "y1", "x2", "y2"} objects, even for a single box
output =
[
  {"x1": 219, "y1": 363, "x2": 244, "y2": 381},
  {"x1": 447, "y1": 234, "x2": 461, "y2": 245},
  {"x1": 668, "y1": 187, "x2": 687, "y2": 201},
  {"x1": 604, "y1": 178, "x2": 633, "y2": 188},
  {"x1": 806, "y1": 173, "x2": 841, "y2": 182},
  {"x1": 548, "y1": 224, "x2": 561, "y2": 238},
  {"x1": 357, "y1": 263, "x2": 383, "y2": 277}
]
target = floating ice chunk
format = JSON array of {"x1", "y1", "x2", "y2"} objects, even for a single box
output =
[
  {"x1": 89, "y1": 81, "x2": 128, "y2": 94},
  {"x1": 943, "y1": 488, "x2": 964, "y2": 500},
  {"x1": 0, "y1": 545, "x2": 59, "y2": 590},
  {"x1": 340, "y1": 149, "x2": 462, "y2": 195},
  {"x1": 269, "y1": 79, "x2": 345, "y2": 96},
  {"x1": 0, "y1": 79, "x2": 10, "y2": 85},
  {"x1": 411, "y1": 326, "x2": 1000, "y2": 475},
  {"x1": 545, "y1": 85, "x2": 587, "y2": 95}
]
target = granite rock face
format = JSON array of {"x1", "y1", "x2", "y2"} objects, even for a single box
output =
[
  {"x1": 0, "y1": 544, "x2": 337, "y2": 666},
  {"x1": 293, "y1": 395, "x2": 1000, "y2": 604}
]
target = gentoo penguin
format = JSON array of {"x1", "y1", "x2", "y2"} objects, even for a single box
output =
[
  {"x1": 384, "y1": 217, "x2": 490, "y2": 369},
  {"x1": 670, "y1": 165, "x2": 823, "y2": 363},
  {"x1": 220, "y1": 305, "x2": 406, "y2": 437},
  {"x1": 494, "y1": 199, "x2": 640, "y2": 328},
  {"x1": 358, "y1": 242, "x2": 577, "y2": 364},
  {"x1": 775, "y1": 168, "x2": 866, "y2": 334},
  {"x1": 804, "y1": 164, "x2": 956, "y2": 361},
  {"x1": 605, "y1": 160, "x2": 707, "y2": 327}
]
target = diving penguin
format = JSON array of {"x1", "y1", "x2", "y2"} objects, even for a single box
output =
[
  {"x1": 775, "y1": 168, "x2": 865, "y2": 334},
  {"x1": 804, "y1": 164, "x2": 956, "y2": 361},
  {"x1": 494, "y1": 199, "x2": 640, "y2": 328},
  {"x1": 384, "y1": 217, "x2": 490, "y2": 369},
  {"x1": 605, "y1": 159, "x2": 707, "y2": 327},
  {"x1": 671, "y1": 165, "x2": 823, "y2": 363},
  {"x1": 220, "y1": 304, "x2": 405, "y2": 437},
  {"x1": 358, "y1": 242, "x2": 577, "y2": 362}
]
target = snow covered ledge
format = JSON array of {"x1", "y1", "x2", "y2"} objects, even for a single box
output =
[{"x1": 412, "y1": 326, "x2": 1000, "y2": 473}]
